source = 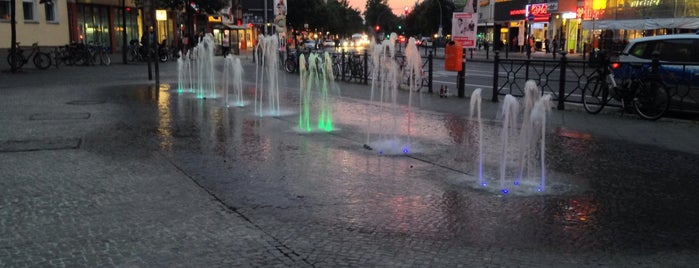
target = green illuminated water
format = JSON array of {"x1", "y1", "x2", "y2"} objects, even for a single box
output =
[{"x1": 299, "y1": 52, "x2": 335, "y2": 132}]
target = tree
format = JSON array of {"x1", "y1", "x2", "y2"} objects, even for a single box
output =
[
  {"x1": 403, "y1": 0, "x2": 455, "y2": 38},
  {"x1": 155, "y1": 0, "x2": 226, "y2": 14},
  {"x1": 287, "y1": 0, "x2": 363, "y2": 36},
  {"x1": 364, "y1": 0, "x2": 398, "y2": 36}
]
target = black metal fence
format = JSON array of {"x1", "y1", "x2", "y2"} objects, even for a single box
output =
[
  {"x1": 290, "y1": 48, "x2": 698, "y2": 114},
  {"x1": 491, "y1": 51, "x2": 699, "y2": 113}
]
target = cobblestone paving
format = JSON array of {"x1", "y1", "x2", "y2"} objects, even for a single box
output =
[{"x1": 1, "y1": 59, "x2": 698, "y2": 267}]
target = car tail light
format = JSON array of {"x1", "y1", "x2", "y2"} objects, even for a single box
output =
[{"x1": 611, "y1": 62, "x2": 621, "y2": 69}]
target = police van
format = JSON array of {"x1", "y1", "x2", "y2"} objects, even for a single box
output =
[{"x1": 617, "y1": 34, "x2": 699, "y2": 108}]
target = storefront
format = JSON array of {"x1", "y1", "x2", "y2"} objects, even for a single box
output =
[
  {"x1": 578, "y1": 0, "x2": 699, "y2": 53},
  {"x1": 69, "y1": 0, "x2": 139, "y2": 53}
]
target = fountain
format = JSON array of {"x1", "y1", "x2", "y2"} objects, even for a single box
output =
[
  {"x1": 297, "y1": 51, "x2": 337, "y2": 132},
  {"x1": 176, "y1": 51, "x2": 191, "y2": 93},
  {"x1": 222, "y1": 55, "x2": 246, "y2": 107},
  {"x1": 498, "y1": 94, "x2": 520, "y2": 194},
  {"x1": 364, "y1": 33, "x2": 415, "y2": 155},
  {"x1": 254, "y1": 34, "x2": 282, "y2": 116},
  {"x1": 515, "y1": 80, "x2": 541, "y2": 185},
  {"x1": 469, "y1": 88, "x2": 484, "y2": 186},
  {"x1": 467, "y1": 80, "x2": 554, "y2": 194},
  {"x1": 196, "y1": 34, "x2": 217, "y2": 99}
]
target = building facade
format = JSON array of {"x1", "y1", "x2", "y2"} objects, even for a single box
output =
[
  {"x1": 486, "y1": 0, "x2": 699, "y2": 54},
  {"x1": 1, "y1": 0, "x2": 70, "y2": 49}
]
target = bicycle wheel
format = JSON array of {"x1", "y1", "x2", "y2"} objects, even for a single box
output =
[
  {"x1": 284, "y1": 58, "x2": 295, "y2": 73},
  {"x1": 33, "y1": 52, "x2": 52, "y2": 69},
  {"x1": 7, "y1": 52, "x2": 24, "y2": 69},
  {"x1": 633, "y1": 80, "x2": 670, "y2": 121},
  {"x1": 100, "y1": 52, "x2": 111, "y2": 66},
  {"x1": 582, "y1": 75, "x2": 609, "y2": 114},
  {"x1": 332, "y1": 62, "x2": 340, "y2": 79}
]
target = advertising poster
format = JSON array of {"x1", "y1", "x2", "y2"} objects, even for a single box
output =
[
  {"x1": 451, "y1": 12, "x2": 477, "y2": 48},
  {"x1": 274, "y1": 0, "x2": 287, "y2": 33}
]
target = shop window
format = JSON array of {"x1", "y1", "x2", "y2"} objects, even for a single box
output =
[{"x1": 22, "y1": 0, "x2": 35, "y2": 21}]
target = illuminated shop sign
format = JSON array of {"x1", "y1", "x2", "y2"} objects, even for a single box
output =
[
  {"x1": 510, "y1": 9, "x2": 526, "y2": 16},
  {"x1": 630, "y1": 0, "x2": 660, "y2": 7}
]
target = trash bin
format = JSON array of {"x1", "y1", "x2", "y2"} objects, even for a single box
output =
[{"x1": 444, "y1": 41, "x2": 463, "y2": 72}]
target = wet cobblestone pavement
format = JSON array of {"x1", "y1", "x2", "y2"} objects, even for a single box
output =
[{"x1": 1, "y1": 58, "x2": 699, "y2": 267}]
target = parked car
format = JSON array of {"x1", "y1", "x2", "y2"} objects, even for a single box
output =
[
  {"x1": 304, "y1": 40, "x2": 317, "y2": 49},
  {"x1": 322, "y1": 39, "x2": 335, "y2": 47},
  {"x1": 419, "y1": 37, "x2": 433, "y2": 47},
  {"x1": 618, "y1": 34, "x2": 699, "y2": 63},
  {"x1": 616, "y1": 33, "x2": 699, "y2": 107}
]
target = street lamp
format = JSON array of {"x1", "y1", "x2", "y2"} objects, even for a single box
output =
[{"x1": 433, "y1": 0, "x2": 443, "y2": 37}]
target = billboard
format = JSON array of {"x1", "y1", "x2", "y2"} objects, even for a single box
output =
[{"x1": 451, "y1": 12, "x2": 478, "y2": 48}]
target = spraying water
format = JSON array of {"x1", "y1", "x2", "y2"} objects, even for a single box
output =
[
  {"x1": 299, "y1": 53, "x2": 316, "y2": 131},
  {"x1": 298, "y1": 52, "x2": 336, "y2": 132},
  {"x1": 222, "y1": 55, "x2": 234, "y2": 107},
  {"x1": 469, "y1": 88, "x2": 484, "y2": 186},
  {"x1": 529, "y1": 94, "x2": 553, "y2": 191},
  {"x1": 196, "y1": 34, "x2": 216, "y2": 99},
  {"x1": 318, "y1": 52, "x2": 335, "y2": 131},
  {"x1": 515, "y1": 80, "x2": 541, "y2": 184},
  {"x1": 254, "y1": 35, "x2": 282, "y2": 116},
  {"x1": 232, "y1": 57, "x2": 245, "y2": 107},
  {"x1": 364, "y1": 33, "x2": 410, "y2": 155},
  {"x1": 499, "y1": 94, "x2": 519, "y2": 194}
]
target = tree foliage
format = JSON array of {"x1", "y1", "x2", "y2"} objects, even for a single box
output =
[
  {"x1": 152, "y1": 0, "x2": 226, "y2": 14},
  {"x1": 364, "y1": 0, "x2": 399, "y2": 33},
  {"x1": 403, "y1": 0, "x2": 455, "y2": 37},
  {"x1": 287, "y1": 0, "x2": 364, "y2": 36}
]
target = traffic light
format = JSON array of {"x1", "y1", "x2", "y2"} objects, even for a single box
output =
[
  {"x1": 404, "y1": 6, "x2": 409, "y2": 15},
  {"x1": 375, "y1": 25, "x2": 380, "y2": 32}
]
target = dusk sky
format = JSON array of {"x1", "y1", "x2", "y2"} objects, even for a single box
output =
[{"x1": 346, "y1": 0, "x2": 418, "y2": 15}]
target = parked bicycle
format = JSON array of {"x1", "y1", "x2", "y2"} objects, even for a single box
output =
[
  {"x1": 7, "y1": 42, "x2": 52, "y2": 70},
  {"x1": 332, "y1": 52, "x2": 364, "y2": 82},
  {"x1": 399, "y1": 55, "x2": 429, "y2": 92},
  {"x1": 87, "y1": 42, "x2": 111, "y2": 66},
  {"x1": 284, "y1": 50, "x2": 299, "y2": 73},
  {"x1": 582, "y1": 50, "x2": 670, "y2": 120},
  {"x1": 50, "y1": 45, "x2": 70, "y2": 68}
]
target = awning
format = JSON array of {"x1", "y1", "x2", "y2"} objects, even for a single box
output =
[{"x1": 582, "y1": 18, "x2": 699, "y2": 30}]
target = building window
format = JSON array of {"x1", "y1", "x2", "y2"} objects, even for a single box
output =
[
  {"x1": 1, "y1": 0, "x2": 10, "y2": 20},
  {"x1": 23, "y1": 0, "x2": 35, "y2": 21},
  {"x1": 44, "y1": 0, "x2": 56, "y2": 22}
]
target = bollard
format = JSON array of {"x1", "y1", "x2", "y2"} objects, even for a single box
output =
[
  {"x1": 458, "y1": 48, "x2": 466, "y2": 98},
  {"x1": 363, "y1": 49, "x2": 369, "y2": 84},
  {"x1": 428, "y1": 51, "x2": 433, "y2": 93},
  {"x1": 492, "y1": 50, "x2": 500, "y2": 102},
  {"x1": 341, "y1": 50, "x2": 346, "y2": 82},
  {"x1": 557, "y1": 51, "x2": 567, "y2": 110}
]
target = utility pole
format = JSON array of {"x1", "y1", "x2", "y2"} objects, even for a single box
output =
[
  {"x1": 10, "y1": 0, "x2": 17, "y2": 73},
  {"x1": 122, "y1": 0, "x2": 127, "y2": 64}
]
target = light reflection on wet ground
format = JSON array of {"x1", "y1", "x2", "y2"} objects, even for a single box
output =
[{"x1": 87, "y1": 83, "x2": 699, "y2": 257}]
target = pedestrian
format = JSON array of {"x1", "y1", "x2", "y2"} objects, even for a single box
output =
[
  {"x1": 483, "y1": 40, "x2": 489, "y2": 52},
  {"x1": 552, "y1": 37, "x2": 558, "y2": 53},
  {"x1": 544, "y1": 38, "x2": 550, "y2": 53},
  {"x1": 222, "y1": 33, "x2": 230, "y2": 56}
]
